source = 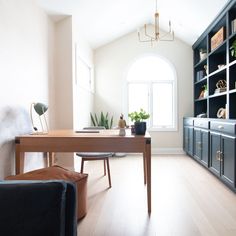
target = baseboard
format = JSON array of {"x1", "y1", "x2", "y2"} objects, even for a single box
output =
[{"x1": 152, "y1": 148, "x2": 185, "y2": 155}]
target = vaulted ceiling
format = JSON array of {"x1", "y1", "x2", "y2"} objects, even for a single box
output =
[{"x1": 37, "y1": 0, "x2": 229, "y2": 49}]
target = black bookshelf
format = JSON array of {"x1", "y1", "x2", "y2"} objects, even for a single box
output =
[{"x1": 193, "y1": 0, "x2": 236, "y2": 119}]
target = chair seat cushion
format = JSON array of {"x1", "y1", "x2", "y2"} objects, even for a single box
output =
[
  {"x1": 5, "y1": 165, "x2": 87, "y2": 220},
  {"x1": 77, "y1": 152, "x2": 113, "y2": 157}
]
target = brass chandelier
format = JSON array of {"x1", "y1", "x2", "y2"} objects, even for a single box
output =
[{"x1": 138, "y1": 0, "x2": 174, "y2": 44}]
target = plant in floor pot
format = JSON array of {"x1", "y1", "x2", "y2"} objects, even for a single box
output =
[
  {"x1": 128, "y1": 108, "x2": 150, "y2": 135},
  {"x1": 90, "y1": 111, "x2": 113, "y2": 129}
]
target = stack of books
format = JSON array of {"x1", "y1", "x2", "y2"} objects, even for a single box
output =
[{"x1": 214, "y1": 88, "x2": 226, "y2": 94}]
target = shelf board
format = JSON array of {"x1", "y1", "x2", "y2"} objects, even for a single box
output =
[
  {"x1": 208, "y1": 91, "x2": 227, "y2": 98},
  {"x1": 194, "y1": 58, "x2": 207, "y2": 68},
  {"x1": 208, "y1": 40, "x2": 227, "y2": 56},
  {"x1": 195, "y1": 77, "x2": 207, "y2": 84},
  {"x1": 229, "y1": 89, "x2": 236, "y2": 94},
  {"x1": 229, "y1": 31, "x2": 236, "y2": 40},
  {"x1": 229, "y1": 59, "x2": 236, "y2": 67},
  {"x1": 208, "y1": 66, "x2": 226, "y2": 77},
  {"x1": 195, "y1": 97, "x2": 207, "y2": 102}
]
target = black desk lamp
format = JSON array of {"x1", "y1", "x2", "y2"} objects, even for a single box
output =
[{"x1": 30, "y1": 102, "x2": 48, "y2": 134}]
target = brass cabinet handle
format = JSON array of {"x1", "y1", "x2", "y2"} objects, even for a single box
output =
[
  {"x1": 220, "y1": 151, "x2": 223, "y2": 162},
  {"x1": 216, "y1": 150, "x2": 221, "y2": 161}
]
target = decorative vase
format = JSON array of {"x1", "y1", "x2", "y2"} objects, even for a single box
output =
[{"x1": 134, "y1": 122, "x2": 146, "y2": 135}]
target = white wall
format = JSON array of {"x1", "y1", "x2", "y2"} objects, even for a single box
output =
[
  {"x1": 53, "y1": 16, "x2": 94, "y2": 130},
  {"x1": 94, "y1": 31, "x2": 193, "y2": 153},
  {"x1": 0, "y1": 0, "x2": 54, "y2": 178},
  {"x1": 53, "y1": 17, "x2": 73, "y2": 129},
  {"x1": 73, "y1": 19, "x2": 94, "y2": 130},
  {"x1": 52, "y1": 16, "x2": 94, "y2": 169}
]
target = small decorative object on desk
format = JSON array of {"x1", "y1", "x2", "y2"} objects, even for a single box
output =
[
  {"x1": 131, "y1": 125, "x2": 135, "y2": 134},
  {"x1": 214, "y1": 79, "x2": 226, "y2": 94},
  {"x1": 118, "y1": 113, "x2": 126, "y2": 136}
]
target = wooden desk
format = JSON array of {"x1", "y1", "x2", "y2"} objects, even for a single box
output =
[{"x1": 15, "y1": 129, "x2": 152, "y2": 213}]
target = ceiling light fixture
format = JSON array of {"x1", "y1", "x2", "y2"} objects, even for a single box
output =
[{"x1": 138, "y1": 0, "x2": 174, "y2": 44}]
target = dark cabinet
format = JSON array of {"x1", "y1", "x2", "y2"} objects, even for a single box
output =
[
  {"x1": 183, "y1": 117, "x2": 236, "y2": 191},
  {"x1": 221, "y1": 135, "x2": 235, "y2": 186},
  {"x1": 210, "y1": 131, "x2": 235, "y2": 187},
  {"x1": 184, "y1": 126, "x2": 193, "y2": 156},
  {"x1": 209, "y1": 132, "x2": 221, "y2": 175}
]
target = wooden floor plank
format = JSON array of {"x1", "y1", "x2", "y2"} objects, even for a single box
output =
[{"x1": 76, "y1": 154, "x2": 236, "y2": 236}]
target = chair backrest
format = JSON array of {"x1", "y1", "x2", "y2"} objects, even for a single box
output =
[{"x1": 83, "y1": 126, "x2": 105, "y2": 130}]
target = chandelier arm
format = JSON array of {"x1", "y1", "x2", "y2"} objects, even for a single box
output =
[
  {"x1": 144, "y1": 25, "x2": 156, "y2": 40},
  {"x1": 138, "y1": 32, "x2": 152, "y2": 42}
]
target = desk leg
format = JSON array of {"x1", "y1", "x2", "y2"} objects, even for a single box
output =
[
  {"x1": 48, "y1": 152, "x2": 55, "y2": 167},
  {"x1": 143, "y1": 152, "x2": 147, "y2": 185},
  {"x1": 146, "y1": 139, "x2": 151, "y2": 213},
  {"x1": 15, "y1": 144, "x2": 24, "y2": 175}
]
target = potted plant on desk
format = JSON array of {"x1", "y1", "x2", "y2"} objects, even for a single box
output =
[{"x1": 128, "y1": 108, "x2": 150, "y2": 135}]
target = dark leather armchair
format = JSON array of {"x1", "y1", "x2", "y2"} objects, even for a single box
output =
[{"x1": 0, "y1": 180, "x2": 77, "y2": 236}]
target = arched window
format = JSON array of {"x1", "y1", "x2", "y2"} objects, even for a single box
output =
[{"x1": 127, "y1": 55, "x2": 177, "y2": 131}]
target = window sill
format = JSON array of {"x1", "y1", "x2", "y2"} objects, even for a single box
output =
[{"x1": 148, "y1": 127, "x2": 178, "y2": 132}]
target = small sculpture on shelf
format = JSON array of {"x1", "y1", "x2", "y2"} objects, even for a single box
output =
[
  {"x1": 199, "y1": 48, "x2": 207, "y2": 61},
  {"x1": 198, "y1": 84, "x2": 208, "y2": 99},
  {"x1": 217, "y1": 107, "x2": 226, "y2": 119},
  {"x1": 214, "y1": 79, "x2": 226, "y2": 94},
  {"x1": 204, "y1": 65, "x2": 208, "y2": 75}
]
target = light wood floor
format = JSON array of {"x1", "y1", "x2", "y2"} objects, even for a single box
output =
[{"x1": 76, "y1": 154, "x2": 236, "y2": 236}]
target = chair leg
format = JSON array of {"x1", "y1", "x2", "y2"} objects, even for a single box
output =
[
  {"x1": 103, "y1": 159, "x2": 106, "y2": 176},
  {"x1": 106, "y1": 158, "x2": 112, "y2": 188},
  {"x1": 80, "y1": 158, "x2": 85, "y2": 173},
  {"x1": 143, "y1": 153, "x2": 146, "y2": 185}
]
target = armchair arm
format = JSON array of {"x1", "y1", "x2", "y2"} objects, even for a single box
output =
[{"x1": 0, "y1": 180, "x2": 77, "y2": 236}]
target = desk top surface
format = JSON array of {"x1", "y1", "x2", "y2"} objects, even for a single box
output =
[{"x1": 16, "y1": 129, "x2": 151, "y2": 139}]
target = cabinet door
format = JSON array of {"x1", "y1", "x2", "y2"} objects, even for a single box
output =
[
  {"x1": 210, "y1": 132, "x2": 221, "y2": 176},
  {"x1": 184, "y1": 127, "x2": 193, "y2": 156},
  {"x1": 201, "y1": 129, "x2": 209, "y2": 167},
  {"x1": 221, "y1": 135, "x2": 235, "y2": 187},
  {"x1": 188, "y1": 127, "x2": 194, "y2": 156},
  {"x1": 193, "y1": 128, "x2": 201, "y2": 160},
  {"x1": 183, "y1": 127, "x2": 188, "y2": 152}
]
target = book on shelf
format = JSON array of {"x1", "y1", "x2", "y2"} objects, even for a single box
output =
[{"x1": 232, "y1": 18, "x2": 236, "y2": 34}]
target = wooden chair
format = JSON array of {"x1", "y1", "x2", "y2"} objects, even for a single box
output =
[{"x1": 76, "y1": 127, "x2": 113, "y2": 188}]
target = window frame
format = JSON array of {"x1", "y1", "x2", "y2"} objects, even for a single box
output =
[{"x1": 126, "y1": 55, "x2": 178, "y2": 132}]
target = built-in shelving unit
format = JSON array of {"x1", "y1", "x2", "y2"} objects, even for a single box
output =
[
  {"x1": 193, "y1": 0, "x2": 236, "y2": 119},
  {"x1": 185, "y1": 0, "x2": 236, "y2": 193}
]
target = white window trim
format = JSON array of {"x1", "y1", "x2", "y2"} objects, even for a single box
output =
[{"x1": 125, "y1": 55, "x2": 178, "y2": 132}]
